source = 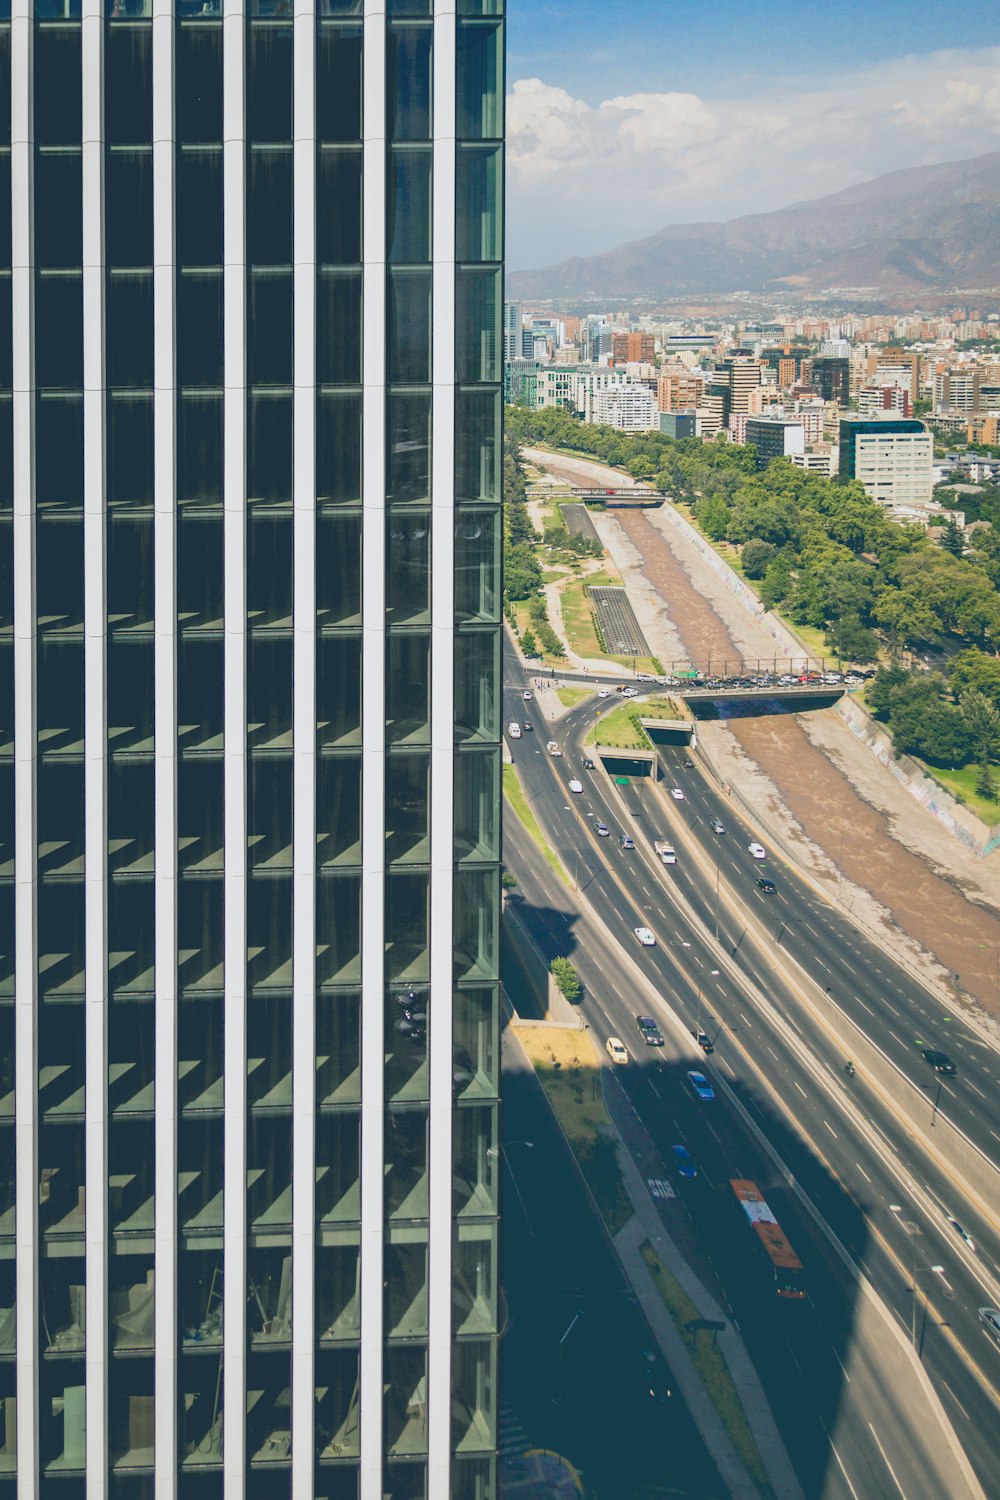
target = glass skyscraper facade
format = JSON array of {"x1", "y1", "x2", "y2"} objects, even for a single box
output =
[{"x1": 0, "y1": 0, "x2": 502, "y2": 1495}]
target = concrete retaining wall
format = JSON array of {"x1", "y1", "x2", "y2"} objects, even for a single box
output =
[{"x1": 503, "y1": 898, "x2": 581, "y2": 1024}]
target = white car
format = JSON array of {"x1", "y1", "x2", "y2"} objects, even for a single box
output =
[
  {"x1": 670, "y1": 787, "x2": 685, "y2": 801},
  {"x1": 595, "y1": 822, "x2": 610, "y2": 837},
  {"x1": 522, "y1": 690, "x2": 533, "y2": 701},
  {"x1": 634, "y1": 927, "x2": 656, "y2": 946},
  {"x1": 568, "y1": 779, "x2": 583, "y2": 794},
  {"x1": 547, "y1": 742, "x2": 562, "y2": 757},
  {"x1": 597, "y1": 688, "x2": 610, "y2": 698},
  {"x1": 507, "y1": 722, "x2": 522, "y2": 739},
  {"x1": 748, "y1": 842, "x2": 766, "y2": 861},
  {"x1": 622, "y1": 687, "x2": 639, "y2": 698},
  {"x1": 606, "y1": 1037, "x2": 629, "y2": 1065}
]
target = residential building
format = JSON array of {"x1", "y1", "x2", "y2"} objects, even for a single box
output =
[
  {"x1": 932, "y1": 367, "x2": 983, "y2": 414},
  {"x1": 696, "y1": 391, "x2": 727, "y2": 439},
  {"x1": 612, "y1": 331, "x2": 656, "y2": 365},
  {"x1": 719, "y1": 356, "x2": 762, "y2": 419},
  {"x1": 866, "y1": 347, "x2": 920, "y2": 400},
  {"x1": 791, "y1": 449, "x2": 836, "y2": 476},
  {"x1": 658, "y1": 372, "x2": 705, "y2": 412},
  {"x1": 745, "y1": 417, "x2": 805, "y2": 468},
  {"x1": 4, "y1": 4, "x2": 502, "y2": 1497},
  {"x1": 586, "y1": 386, "x2": 658, "y2": 431},
  {"x1": 858, "y1": 384, "x2": 912, "y2": 418},
  {"x1": 777, "y1": 357, "x2": 797, "y2": 389},
  {"x1": 839, "y1": 419, "x2": 934, "y2": 511}
]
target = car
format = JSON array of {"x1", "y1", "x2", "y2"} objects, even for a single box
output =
[
  {"x1": 606, "y1": 1037, "x2": 629, "y2": 1065},
  {"x1": 583, "y1": 758, "x2": 595, "y2": 770},
  {"x1": 507, "y1": 722, "x2": 522, "y2": 739},
  {"x1": 979, "y1": 1306, "x2": 1000, "y2": 1346},
  {"x1": 547, "y1": 741, "x2": 562, "y2": 757},
  {"x1": 921, "y1": 1048, "x2": 956, "y2": 1076},
  {"x1": 597, "y1": 688, "x2": 610, "y2": 698},
  {"x1": 522, "y1": 720, "x2": 534, "y2": 732},
  {"x1": 635, "y1": 1015, "x2": 664, "y2": 1046},
  {"x1": 686, "y1": 1070, "x2": 715, "y2": 1101},
  {"x1": 622, "y1": 687, "x2": 639, "y2": 698},
  {"x1": 748, "y1": 842, "x2": 766, "y2": 860},
  {"x1": 710, "y1": 818, "x2": 726, "y2": 835},
  {"x1": 568, "y1": 779, "x2": 583, "y2": 794},
  {"x1": 634, "y1": 927, "x2": 656, "y2": 946},
  {"x1": 693, "y1": 1028, "x2": 714, "y2": 1054},
  {"x1": 670, "y1": 787, "x2": 685, "y2": 801},
  {"x1": 522, "y1": 690, "x2": 533, "y2": 700},
  {"x1": 595, "y1": 822, "x2": 610, "y2": 837},
  {"x1": 946, "y1": 1214, "x2": 975, "y2": 1252},
  {"x1": 671, "y1": 1144, "x2": 697, "y2": 1180},
  {"x1": 757, "y1": 878, "x2": 776, "y2": 895},
  {"x1": 682, "y1": 758, "x2": 694, "y2": 769},
  {"x1": 618, "y1": 834, "x2": 635, "y2": 850}
]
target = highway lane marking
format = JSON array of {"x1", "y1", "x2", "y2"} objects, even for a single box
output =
[
  {"x1": 940, "y1": 1378, "x2": 970, "y2": 1422},
  {"x1": 887, "y1": 1029, "x2": 905, "y2": 1047},
  {"x1": 823, "y1": 1120, "x2": 838, "y2": 1140},
  {"x1": 967, "y1": 1080, "x2": 986, "y2": 1100},
  {"x1": 739, "y1": 1011, "x2": 752, "y2": 1027},
  {"x1": 867, "y1": 1423, "x2": 908, "y2": 1500},
  {"x1": 765, "y1": 1044, "x2": 779, "y2": 1061},
  {"x1": 720, "y1": 1057, "x2": 736, "y2": 1076},
  {"x1": 831, "y1": 1349, "x2": 851, "y2": 1383},
  {"x1": 853, "y1": 995, "x2": 876, "y2": 1018},
  {"x1": 855, "y1": 1163, "x2": 872, "y2": 1184},
  {"x1": 793, "y1": 1081, "x2": 807, "y2": 1099},
  {"x1": 882, "y1": 1001, "x2": 901, "y2": 1018},
  {"x1": 817, "y1": 1421, "x2": 861, "y2": 1500}
]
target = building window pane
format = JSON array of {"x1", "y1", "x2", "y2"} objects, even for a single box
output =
[
  {"x1": 316, "y1": 511, "x2": 361, "y2": 628},
  {"x1": 316, "y1": 23, "x2": 362, "y2": 143},
  {"x1": 455, "y1": 145, "x2": 500, "y2": 263},
  {"x1": 317, "y1": 390, "x2": 362, "y2": 505},
  {"x1": 317, "y1": 147, "x2": 362, "y2": 265},
  {"x1": 388, "y1": 268, "x2": 431, "y2": 384},
  {"x1": 317, "y1": 268, "x2": 362, "y2": 385},
  {"x1": 176, "y1": 24, "x2": 223, "y2": 145},
  {"x1": 387, "y1": 23, "x2": 431, "y2": 141},
  {"x1": 386, "y1": 389, "x2": 429, "y2": 504},
  {"x1": 457, "y1": 20, "x2": 502, "y2": 140},
  {"x1": 455, "y1": 267, "x2": 499, "y2": 383},
  {"x1": 387, "y1": 147, "x2": 431, "y2": 264},
  {"x1": 385, "y1": 511, "x2": 429, "y2": 627}
]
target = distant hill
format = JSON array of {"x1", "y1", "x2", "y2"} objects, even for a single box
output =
[{"x1": 508, "y1": 152, "x2": 1000, "y2": 300}]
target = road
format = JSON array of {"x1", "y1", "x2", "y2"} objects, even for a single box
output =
[
  {"x1": 500, "y1": 1023, "x2": 727, "y2": 1499},
  {"x1": 503, "y1": 636, "x2": 1000, "y2": 1499}
]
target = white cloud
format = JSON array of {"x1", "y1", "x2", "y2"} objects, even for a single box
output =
[{"x1": 506, "y1": 47, "x2": 1000, "y2": 267}]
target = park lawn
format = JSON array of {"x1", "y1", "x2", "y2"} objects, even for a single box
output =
[
  {"x1": 924, "y1": 763, "x2": 1000, "y2": 825},
  {"x1": 556, "y1": 686, "x2": 591, "y2": 708},
  {"x1": 640, "y1": 1243, "x2": 777, "y2": 1500},
  {"x1": 502, "y1": 764, "x2": 571, "y2": 884},
  {"x1": 513, "y1": 1024, "x2": 633, "y2": 1235},
  {"x1": 512, "y1": 603, "x2": 566, "y2": 667}
]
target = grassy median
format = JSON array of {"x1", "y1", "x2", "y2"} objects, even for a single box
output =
[
  {"x1": 502, "y1": 764, "x2": 571, "y2": 887},
  {"x1": 513, "y1": 1025, "x2": 633, "y2": 1235},
  {"x1": 640, "y1": 1242, "x2": 777, "y2": 1500},
  {"x1": 588, "y1": 696, "x2": 686, "y2": 749}
]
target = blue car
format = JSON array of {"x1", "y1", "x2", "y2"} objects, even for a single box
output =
[
  {"x1": 686, "y1": 1069, "x2": 715, "y2": 1101},
  {"x1": 671, "y1": 1144, "x2": 697, "y2": 1180}
]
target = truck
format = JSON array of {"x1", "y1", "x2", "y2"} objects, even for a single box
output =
[{"x1": 653, "y1": 841, "x2": 677, "y2": 866}]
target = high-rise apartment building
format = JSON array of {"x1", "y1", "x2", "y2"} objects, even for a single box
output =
[
  {"x1": 810, "y1": 357, "x2": 850, "y2": 407},
  {"x1": 2, "y1": 2, "x2": 502, "y2": 1497},
  {"x1": 657, "y1": 372, "x2": 704, "y2": 412},
  {"x1": 611, "y1": 331, "x2": 655, "y2": 365},
  {"x1": 502, "y1": 300, "x2": 523, "y2": 362}
]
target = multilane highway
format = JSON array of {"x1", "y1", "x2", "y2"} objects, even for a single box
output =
[{"x1": 503, "y1": 636, "x2": 1000, "y2": 1500}]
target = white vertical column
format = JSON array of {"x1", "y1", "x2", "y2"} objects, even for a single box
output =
[
  {"x1": 11, "y1": 3, "x2": 38, "y2": 1491},
  {"x1": 359, "y1": 2, "x2": 386, "y2": 1495},
  {"x1": 291, "y1": 0, "x2": 317, "y2": 1493},
  {"x1": 427, "y1": 3, "x2": 456, "y2": 1490},
  {"x1": 222, "y1": 0, "x2": 248, "y2": 1493},
  {"x1": 152, "y1": 2, "x2": 178, "y2": 1494},
  {"x1": 82, "y1": 3, "x2": 108, "y2": 1493}
]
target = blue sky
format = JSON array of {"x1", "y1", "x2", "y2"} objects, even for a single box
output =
[{"x1": 505, "y1": 0, "x2": 1000, "y2": 268}]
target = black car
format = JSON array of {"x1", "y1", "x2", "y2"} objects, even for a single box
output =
[
  {"x1": 636, "y1": 1015, "x2": 664, "y2": 1047},
  {"x1": 922, "y1": 1048, "x2": 956, "y2": 1076},
  {"x1": 522, "y1": 720, "x2": 534, "y2": 731},
  {"x1": 583, "y1": 758, "x2": 595, "y2": 770},
  {"x1": 693, "y1": 1028, "x2": 714, "y2": 1054},
  {"x1": 757, "y1": 877, "x2": 776, "y2": 894}
]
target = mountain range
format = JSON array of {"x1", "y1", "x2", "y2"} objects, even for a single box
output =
[{"x1": 507, "y1": 152, "x2": 1000, "y2": 301}]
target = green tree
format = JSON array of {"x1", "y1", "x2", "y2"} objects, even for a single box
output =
[
  {"x1": 889, "y1": 695, "x2": 973, "y2": 766},
  {"x1": 740, "y1": 538, "x2": 777, "y2": 579},
  {"x1": 549, "y1": 957, "x2": 582, "y2": 1003},
  {"x1": 696, "y1": 493, "x2": 732, "y2": 541},
  {"x1": 759, "y1": 554, "x2": 794, "y2": 609},
  {"x1": 959, "y1": 690, "x2": 1000, "y2": 766},
  {"x1": 940, "y1": 516, "x2": 965, "y2": 557},
  {"x1": 949, "y1": 648, "x2": 1000, "y2": 709},
  {"x1": 866, "y1": 663, "x2": 912, "y2": 718},
  {"x1": 873, "y1": 588, "x2": 940, "y2": 649},
  {"x1": 519, "y1": 628, "x2": 538, "y2": 657},
  {"x1": 826, "y1": 614, "x2": 879, "y2": 663}
]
